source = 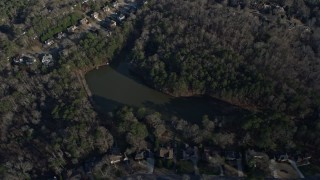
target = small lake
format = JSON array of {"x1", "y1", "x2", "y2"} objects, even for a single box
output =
[{"x1": 85, "y1": 63, "x2": 244, "y2": 122}]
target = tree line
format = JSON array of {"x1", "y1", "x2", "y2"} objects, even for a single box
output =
[{"x1": 131, "y1": 0, "x2": 320, "y2": 151}]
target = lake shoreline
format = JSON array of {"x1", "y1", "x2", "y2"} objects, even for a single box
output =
[
  {"x1": 75, "y1": 62, "x2": 110, "y2": 115},
  {"x1": 79, "y1": 62, "x2": 256, "y2": 118},
  {"x1": 84, "y1": 63, "x2": 250, "y2": 123},
  {"x1": 129, "y1": 64, "x2": 259, "y2": 112}
]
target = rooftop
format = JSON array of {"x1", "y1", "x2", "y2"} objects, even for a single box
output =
[
  {"x1": 42, "y1": 54, "x2": 53, "y2": 65},
  {"x1": 159, "y1": 147, "x2": 173, "y2": 159}
]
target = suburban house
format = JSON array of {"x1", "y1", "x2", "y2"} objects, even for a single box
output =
[
  {"x1": 110, "y1": 20, "x2": 117, "y2": 28},
  {"x1": 112, "y1": 1, "x2": 118, "y2": 8},
  {"x1": 123, "y1": 153, "x2": 129, "y2": 162},
  {"x1": 274, "y1": 153, "x2": 289, "y2": 162},
  {"x1": 45, "y1": 39, "x2": 54, "y2": 46},
  {"x1": 67, "y1": 25, "x2": 77, "y2": 33},
  {"x1": 14, "y1": 54, "x2": 37, "y2": 65},
  {"x1": 246, "y1": 149, "x2": 268, "y2": 160},
  {"x1": 135, "y1": 151, "x2": 145, "y2": 161},
  {"x1": 13, "y1": 55, "x2": 24, "y2": 64},
  {"x1": 81, "y1": 2, "x2": 90, "y2": 12},
  {"x1": 121, "y1": 7, "x2": 132, "y2": 16},
  {"x1": 41, "y1": 54, "x2": 53, "y2": 66},
  {"x1": 25, "y1": 54, "x2": 37, "y2": 65},
  {"x1": 56, "y1": 32, "x2": 66, "y2": 39},
  {"x1": 141, "y1": 0, "x2": 148, "y2": 5},
  {"x1": 182, "y1": 145, "x2": 197, "y2": 160},
  {"x1": 109, "y1": 145, "x2": 124, "y2": 162},
  {"x1": 158, "y1": 147, "x2": 173, "y2": 160},
  {"x1": 273, "y1": 5, "x2": 285, "y2": 16},
  {"x1": 263, "y1": 4, "x2": 272, "y2": 11},
  {"x1": 109, "y1": 155, "x2": 123, "y2": 164},
  {"x1": 203, "y1": 148, "x2": 221, "y2": 162},
  {"x1": 106, "y1": 30, "x2": 112, "y2": 37},
  {"x1": 117, "y1": 14, "x2": 125, "y2": 21},
  {"x1": 103, "y1": 6, "x2": 110, "y2": 12},
  {"x1": 92, "y1": 12, "x2": 101, "y2": 21},
  {"x1": 246, "y1": 149, "x2": 269, "y2": 168},
  {"x1": 80, "y1": 18, "x2": 89, "y2": 25},
  {"x1": 295, "y1": 153, "x2": 311, "y2": 166}
]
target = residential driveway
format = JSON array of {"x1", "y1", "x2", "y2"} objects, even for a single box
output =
[
  {"x1": 146, "y1": 158, "x2": 155, "y2": 174},
  {"x1": 191, "y1": 147, "x2": 199, "y2": 175},
  {"x1": 219, "y1": 165, "x2": 224, "y2": 176},
  {"x1": 270, "y1": 159, "x2": 279, "y2": 178},
  {"x1": 236, "y1": 159, "x2": 244, "y2": 177},
  {"x1": 288, "y1": 160, "x2": 305, "y2": 178}
]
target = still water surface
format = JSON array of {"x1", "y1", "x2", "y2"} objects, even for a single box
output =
[{"x1": 85, "y1": 63, "x2": 243, "y2": 122}]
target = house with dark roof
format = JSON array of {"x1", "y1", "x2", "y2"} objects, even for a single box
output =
[
  {"x1": 13, "y1": 54, "x2": 24, "y2": 64},
  {"x1": 294, "y1": 153, "x2": 311, "y2": 166},
  {"x1": 181, "y1": 144, "x2": 199, "y2": 161},
  {"x1": 13, "y1": 54, "x2": 37, "y2": 65},
  {"x1": 225, "y1": 151, "x2": 240, "y2": 161},
  {"x1": 246, "y1": 149, "x2": 269, "y2": 168},
  {"x1": 25, "y1": 56, "x2": 37, "y2": 65},
  {"x1": 80, "y1": 18, "x2": 89, "y2": 25},
  {"x1": 81, "y1": 2, "x2": 90, "y2": 12},
  {"x1": 135, "y1": 151, "x2": 145, "y2": 161},
  {"x1": 158, "y1": 147, "x2": 173, "y2": 160}
]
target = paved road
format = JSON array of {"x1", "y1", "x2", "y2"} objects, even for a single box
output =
[
  {"x1": 270, "y1": 159, "x2": 279, "y2": 178},
  {"x1": 219, "y1": 165, "x2": 224, "y2": 176},
  {"x1": 146, "y1": 157, "x2": 155, "y2": 174},
  {"x1": 289, "y1": 160, "x2": 305, "y2": 178}
]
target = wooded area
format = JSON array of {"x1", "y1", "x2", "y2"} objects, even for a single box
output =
[
  {"x1": 131, "y1": 0, "x2": 320, "y2": 151},
  {"x1": 0, "y1": 0, "x2": 138, "y2": 178},
  {"x1": 0, "y1": 0, "x2": 320, "y2": 178}
]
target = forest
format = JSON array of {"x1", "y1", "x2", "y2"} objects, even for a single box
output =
[
  {"x1": 0, "y1": 0, "x2": 138, "y2": 178},
  {"x1": 131, "y1": 0, "x2": 320, "y2": 152},
  {"x1": 0, "y1": 0, "x2": 320, "y2": 178},
  {"x1": 40, "y1": 13, "x2": 82, "y2": 42}
]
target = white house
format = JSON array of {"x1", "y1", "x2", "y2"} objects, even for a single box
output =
[
  {"x1": 42, "y1": 54, "x2": 53, "y2": 66},
  {"x1": 118, "y1": 14, "x2": 125, "y2": 21},
  {"x1": 45, "y1": 39, "x2": 54, "y2": 46}
]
